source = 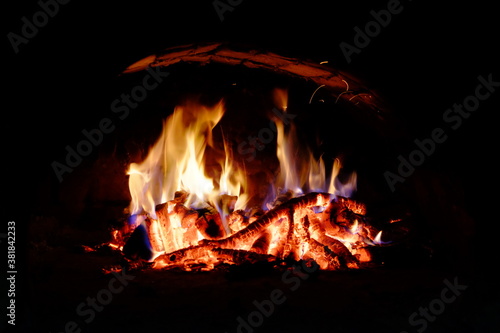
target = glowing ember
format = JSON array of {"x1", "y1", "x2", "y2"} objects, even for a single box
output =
[{"x1": 111, "y1": 89, "x2": 387, "y2": 271}]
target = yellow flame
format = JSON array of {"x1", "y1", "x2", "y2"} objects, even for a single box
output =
[
  {"x1": 327, "y1": 158, "x2": 341, "y2": 195},
  {"x1": 129, "y1": 90, "x2": 358, "y2": 221},
  {"x1": 273, "y1": 87, "x2": 288, "y2": 112},
  {"x1": 349, "y1": 219, "x2": 360, "y2": 234},
  {"x1": 218, "y1": 140, "x2": 249, "y2": 210},
  {"x1": 308, "y1": 156, "x2": 326, "y2": 192},
  {"x1": 328, "y1": 158, "x2": 357, "y2": 198},
  {"x1": 276, "y1": 120, "x2": 302, "y2": 194},
  {"x1": 128, "y1": 100, "x2": 226, "y2": 217},
  {"x1": 273, "y1": 89, "x2": 356, "y2": 198}
]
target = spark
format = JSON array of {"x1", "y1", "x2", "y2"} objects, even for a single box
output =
[
  {"x1": 335, "y1": 80, "x2": 352, "y2": 104},
  {"x1": 309, "y1": 84, "x2": 326, "y2": 104}
]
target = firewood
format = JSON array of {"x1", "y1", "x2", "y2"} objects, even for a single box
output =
[
  {"x1": 145, "y1": 217, "x2": 165, "y2": 253},
  {"x1": 201, "y1": 192, "x2": 331, "y2": 249},
  {"x1": 250, "y1": 230, "x2": 272, "y2": 254},
  {"x1": 156, "y1": 202, "x2": 185, "y2": 252},
  {"x1": 227, "y1": 210, "x2": 248, "y2": 233},
  {"x1": 195, "y1": 207, "x2": 226, "y2": 240},
  {"x1": 268, "y1": 209, "x2": 293, "y2": 259},
  {"x1": 173, "y1": 190, "x2": 189, "y2": 204},
  {"x1": 182, "y1": 216, "x2": 200, "y2": 247},
  {"x1": 330, "y1": 196, "x2": 366, "y2": 228},
  {"x1": 154, "y1": 245, "x2": 212, "y2": 268},
  {"x1": 307, "y1": 238, "x2": 343, "y2": 270},
  {"x1": 307, "y1": 212, "x2": 359, "y2": 266},
  {"x1": 315, "y1": 234, "x2": 358, "y2": 267},
  {"x1": 211, "y1": 248, "x2": 276, "y2": 265},
  {"x1": 154, "y1": 245, "x2": 276, "y2": 268},
  {"x1": 141, "y1": 192, "x2": 381, "y2": 271}
]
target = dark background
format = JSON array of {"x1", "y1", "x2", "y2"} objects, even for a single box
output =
[{"x1": 3, "y1": 0, "x2": 499, "y2": 332}]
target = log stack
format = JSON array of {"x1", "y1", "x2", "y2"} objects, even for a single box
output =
[{"x1": 112, "y1": 191, "x2": 387, "y2": 271}]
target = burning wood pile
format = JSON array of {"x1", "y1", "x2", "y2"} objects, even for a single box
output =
[
  {"x1": 113, "y1": 192, "x2": 379, "y2": 271},
  {"x1": 106, "y1": 88, "x2": 389, "y2": 272}
]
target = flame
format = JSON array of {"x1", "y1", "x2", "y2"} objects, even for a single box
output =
[
  {"x1": 373, "y1": 230, "x2": 391, "y2": 245},
  {"x1": 273, "y1": 87, "x2": 288, "y2": 112},
  {"x1": 349, "y1": 219, "x2": 360, "y2": 234},
  {"x1": 217, "y1": 140, "x2": 248, "y2": 211},
  {"x1": 328, "y1": 158, "x2": 357, "y2": 198},
  {"x1": 128, "y1": 100, "x2": 226, "y2": 217},
  {"x1": 275, "y1": 120, "x2": 303, "y2": 194},
  {"x1": 129, "y1": 90, "x2": 358, "y2": 219},
  {"x1": 308, "y1": 156, "x2": 326, "y2": 192},
  {"x1": 273, "y1": 89, "x2": 357, "y2": 198}
]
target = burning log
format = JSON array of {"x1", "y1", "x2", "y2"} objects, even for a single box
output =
[
  {"x1": 145, "y1": 217, "x2": 165, "y2": 253},
  {"x1": 200, "y1": 192, "x2": 331, "y2": 249},
  {"x1": 268, "y1": 210, "x2": 293, "y2": 259},
  {"x1": 114, "y1": 192, "x2": 387, "y2": 271},
  {"x1": 250, "y1": 230, "x2": 272, "y2": 254},
  {"x1": 330, "y1": 196, "x2": 366, "y2": 227},
  {"x1": 154, "y1": 245, "x2": 214, "y2": 269},
  {"x1": 195, "y1": 193, "x2": 350, "y2": 267},
  {"x1": 306, "y1": 238, "x2": 343, "y2": 270},
  {"x1": 293, "y1": 214, "x2": 346, "y2": 269},
  {"x1": 150, "y1": 193, "x2": 342, "y2": 269},
  {"x1": 307, "y1": 211, "x2": 359, "y2": 266},
  {"x1": 156, "y1": 201, "x2": 199, "y2": 253},
  {"x1": 227, "y1": 210, "x2": 248, "y2": 233},
  {"x1": 154, "y1": 245, "x2": 276, "y2": 269},
  {"x1": 195, "y1": 206, "x2": 226, "y2": 240},
  {"x1": 313, "y1": 235, "x2": 358, "y2": 268},
  {"x1": 211, "y1": 248, "x2": 276, "y2": 265}
]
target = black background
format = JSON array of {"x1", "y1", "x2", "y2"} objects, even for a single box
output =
[{"x1": 3, "y1": 0, "x2": 499, "y2": 332}]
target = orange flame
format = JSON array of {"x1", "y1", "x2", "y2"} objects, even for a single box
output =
[
  {"x1": 128, "y1": 100, "x2": 228, "y2": 217},
  {"x1": 273, "y1": 89, "x2": 356, "y2": 198}
]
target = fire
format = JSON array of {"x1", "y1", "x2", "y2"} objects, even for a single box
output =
[
  {"x1": 273, "y1": 88, "x2": 356, "y2": 197},
  {"x1": 112, "y1": 89, "x2": 385, "y2": 270},
  {"x1": 127, "y1": 100, "x2": 226, "y2": 218}
]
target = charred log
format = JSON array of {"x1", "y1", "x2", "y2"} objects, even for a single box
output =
[
  {"x1": 195, "y1": 207, "x2": 226, "y2": 240},
  {"x1": 211, "y1": 248, "x2": 276, "y2": 265},
  {"x1": 201, "y1": 192, "x2": 331, "y2": 249},
  {"x1": 250, "y1": 230, "x2": 272, "y2": 254}
]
